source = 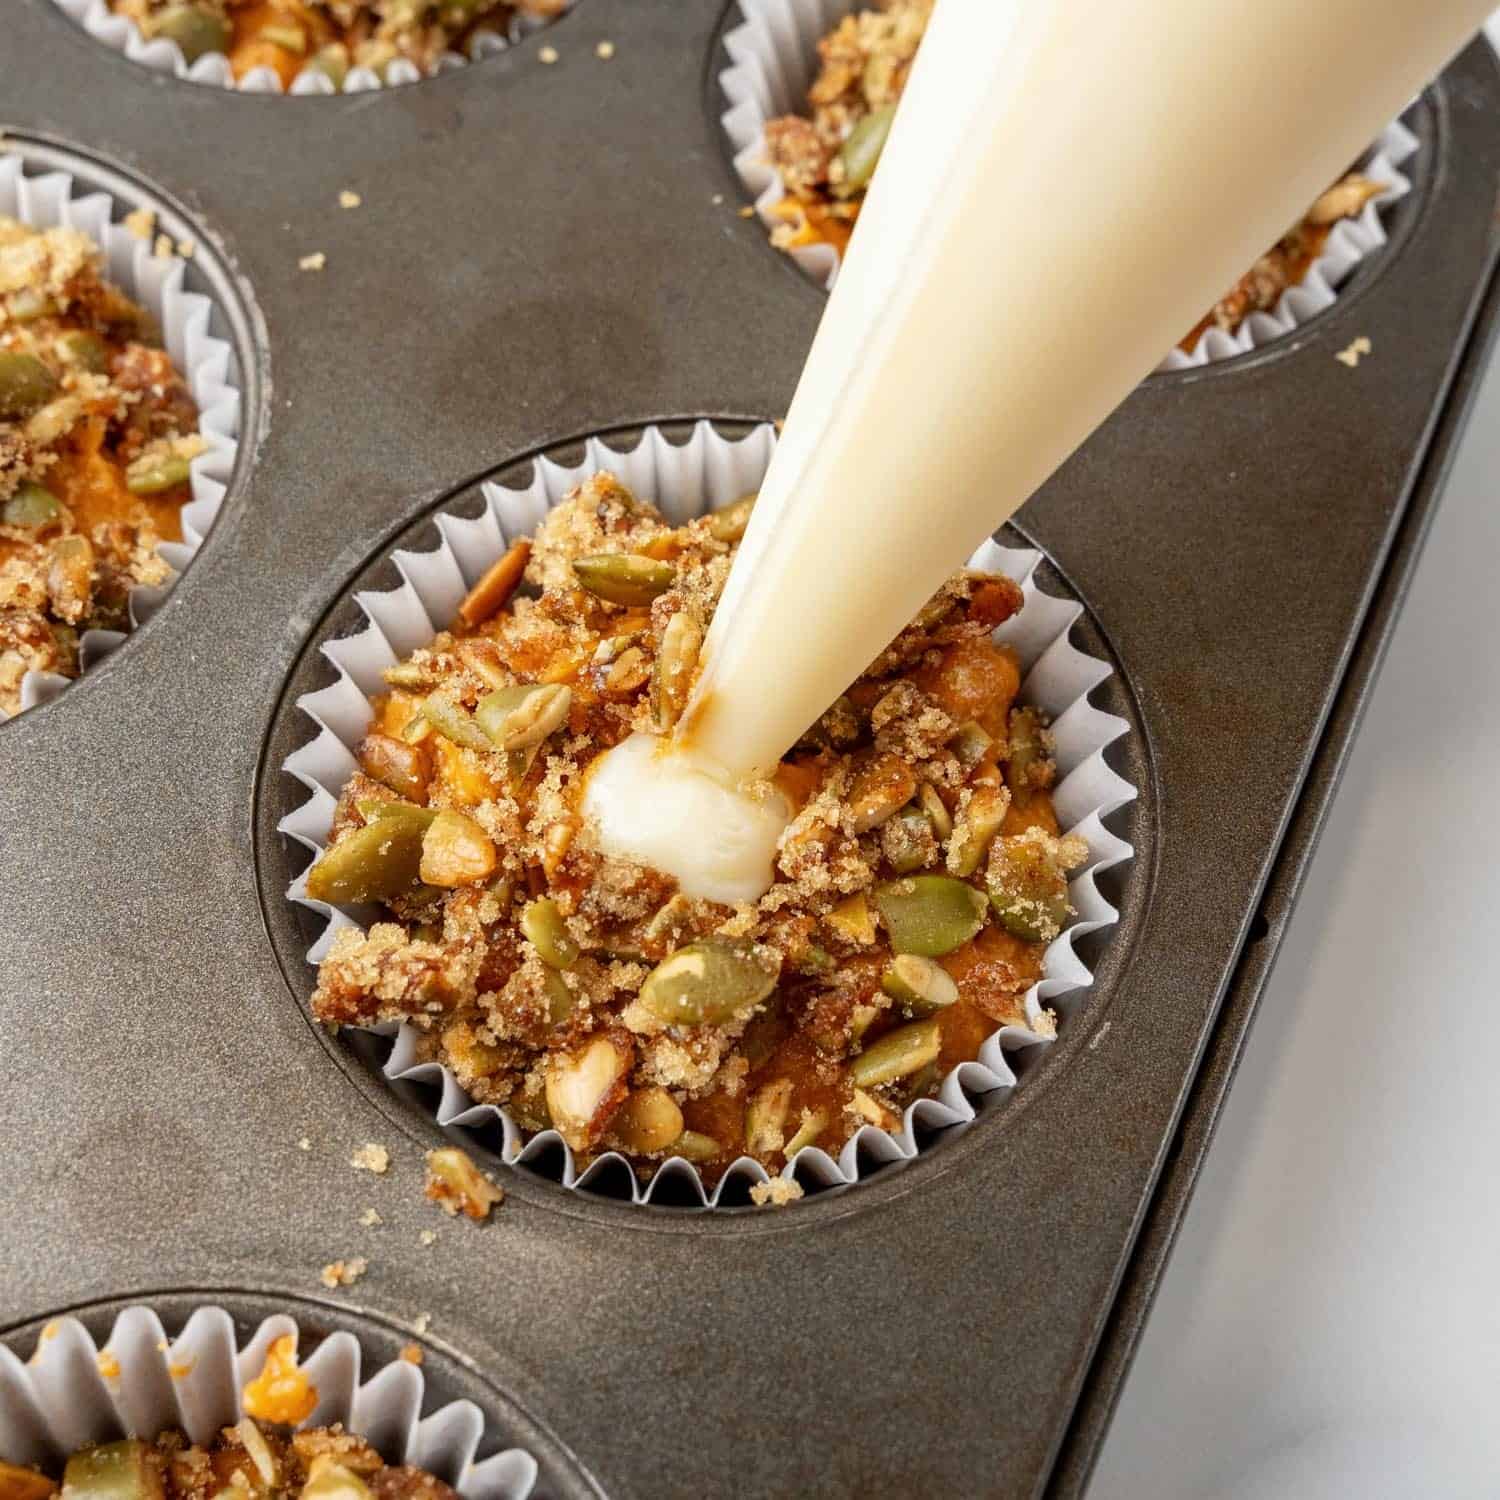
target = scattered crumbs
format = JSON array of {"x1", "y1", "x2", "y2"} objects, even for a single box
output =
[
  {"x1": 298, "y1": 251, "x2": 327, "y2": 272},
  {"x1": 297, "y1": 1136, "x2": 312, "y2": 1152},
  {"x1": 177, "y1": 237, "x2": 196, "y2": 259},
  {"x1": 412, "y1": 1313, "x2": 431, "y2": 1336},
  {"x1": 351, "y1": 1142, "x2": 390, "y2": 1174},
  {"x1": 338, "y1": 189, "x2": 362, "y2": 209},
  {"x1": 153, "y1": 233, "x2": 174, "y2": 261},
  {"x1": 537, "y1": 44, "x2": 558, "y2": 64},
  {"x1": 749, "y1": 1177, "x2": 804, "y2": 1208},
  {"x1": 96, "y1": 1350, "x2": 121, "y2": 1381},
  {"x1": 711, "y1": 193, "x2": 724, "y2": 206},
  {"x1": 1335, "y1": 335, "x2": 1373, "y2": 368},
  {"x1": 123, "y1": 207, "x2": 155, "y2": 241},
  {"x1": 737, "y1": 204, "x2": 755, "y2": 219},
  {"x1": 594, "y1": 39, "x2": 614, "y2": 59},
  {"x1": 359, "y1": 1207, "x2": 383, "y2": 1228},
  {"x1": 168, "y1": 1357, "x2": 196, "y2": 1380},
  {"x1": 424, "y1": 1146, "x2": 502, "y2": 1221},
  {"x1": 399, "y1": 1343, "x2": 424, "y2": 1365},
  {"x1": 419, "y1": 1229, "x2": 437, "y2": 1247},
  {"x1": 319, "y1": 1257, "x2": 369, "y2": 1289},
  {"x1": 1088, "y1": 1019, "x2": 1112, "y2": 1052}
]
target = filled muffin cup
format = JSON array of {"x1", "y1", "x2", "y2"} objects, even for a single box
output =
[
  {"x1": 279, "y1": 421, "x2": 1136, "y2": 1207},
  {"x1": 0, "y1": 1305, "x2": 538, "y2": 1496},
  {"x1": 718, "y1": 0, "x2": 1416, "y2": 369},
  {"x1": 50, "y1": 0, "x2": 569, "y2": 95},
  {"x1": 2, "y1": 150, "x2": 242, "y2": 716}
]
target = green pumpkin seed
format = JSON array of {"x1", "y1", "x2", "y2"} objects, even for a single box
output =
[
  {"x1": 56, "y1": 329, "x2": 109, "y2": 372},
  {"x1": 703, "y1": 492, "x2": 756, "y2": 544},
  {"x1": 522, "y1": 896, "x2": 579, "y2": 969},
  {"x1": 306, "y1": 817, "x2": 426, "y2": 905},
  {"x1": 650, "y1": 610, "x2": 702, "y2": 732},
  {"x1": 62, "y1": 1441, "x2": 160, "y2": 1500},
  {"x1": 307, "y1": 43, "x2": 350, "y2": 87},
  {"x1": 473, "y1": 682, "x2": 571, "y2": 751},
  {"x1": 880, "y1": 953, "x2": 959, "y2": 1014},
  {"x1": 152, "y1": 2, "x2": 232, "y2": 62},
  {"x1": 881, "y1": 806, "x2": 935, "y2": 874},
  {"x1": 301, "y1": 1465, "x2": 372, "y2": 1500},
  {"x1": 637, "y1": 939, "x2": 777, "y2": 1026},
  {"x1": 946, "y1": 782, "x2": 1010, "y2": 877},
  {"x1": 572, "y1": 553, "x2": 676, "y2": 606},
  {"x1": 543, "y1": 967, "x2": 576, "y2": 1025},
  {"x1": 837, "y1": 103, "x2": 897, "y2": 191},
  {"x1": 124, "y1": 453, "x2": 192, "y2": 495},
  {"x1": 918, "y1": 782, "x2": 953, "y2": 840},
  {"x1": 850, "y1": 1017, "x2": 940, "y2": 1089},
  {"x1": 1005, "y1": 706, "x2": 1049, "y2": 798},
  {"x1": 783, "y1": 1107, "x2": 827, "y2": 1157},
  {"x1": 744, "y1": 1077, "x2": 793, "y2": 1156},
  {"x1": 0, "y1": 351, "x2": 59, "y2": 420},
  {"x1": 951, "y1": 720, "x2": 995, "y2": 771},
  {"x1": 420, "y1": 691, "x2": 493, "y2": 752},
  {"x1": 986, "y1": 830, "x2": 1073, "y2": 943},
  {"x1": 670, "y1": 1130, "x2": 722, "y2": 1163},
  {"x1": 356, "y1": 797, "x2": 437, "y2": 834},
  {"x1": 873, "y1": 875, "x2": 987, "y2": 957},
  {"x1": 2, "y1": 481, "x2": 63, "y2": 530}
]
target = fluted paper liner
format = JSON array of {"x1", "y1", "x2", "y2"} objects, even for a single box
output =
[
  {"x1": 0, "y1": 1305, "x2": 537, "y2": 1497},
  {"x1": 2, "y1": 153, "x2": 241, "y2": 715},
  {"x1": 718, "y1": 0, "x2": 1417, "y2": 369},
  {"x1": 50, "y1": 0, "x2": 564, "y2": 94},
  {"x1": 279, "y1": 421, "x2": 1136, "y2": 1206}
]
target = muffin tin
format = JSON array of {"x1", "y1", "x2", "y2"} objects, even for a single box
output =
[{"x1": 3, "y1": 1, "x2": 1499, "y2": 1495}]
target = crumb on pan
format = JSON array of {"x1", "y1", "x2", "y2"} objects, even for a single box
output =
[
  {"x1": 319, "y1": 1257, "x2": 368, "y2": 1289},
  {"x1": 350, "y1": 1142, "x2": 390, "y2": 1174}
]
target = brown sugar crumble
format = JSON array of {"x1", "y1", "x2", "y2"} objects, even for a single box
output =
[
  {"x1": 350, "y1": 1142, "x2": 390, "y2": 1174},
  {"x1": 318, "y1": 1257, "x2": 368, "y2": 1289},
  {"x1": 11, "y1": 1412, "x2": 469, "y2": 1500},
  {"x1": 749, "y1": 1177, "x2": 804, "y2": 1208},
  {"x1": 105, "y1": 0, "x2": 571, "y2": 89},
  {"x1": 303, "y1": 472, "x2": 1088, "y2": 1190},
  {"x1": 1, "y1": 215, "x2": 205, "y2": 717},
  {"x1": 764, "y1": 0, "x2": 1387, "y2": 351}
]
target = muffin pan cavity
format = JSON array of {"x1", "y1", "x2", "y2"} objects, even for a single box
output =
[
  {"x1": 716, "y1": 0, "x2": 1430, "y2": 370},
  {"x1": 0, "y1": 135, "x2": 257, "y2": 719},
  {"x1": 1, "y1": 1296, "x2": 598, "y2": 1500}
]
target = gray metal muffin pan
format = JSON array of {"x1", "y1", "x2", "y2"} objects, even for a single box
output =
[{"x1": 2, "y1": 0, "x2": 1498, "y2": 1494}]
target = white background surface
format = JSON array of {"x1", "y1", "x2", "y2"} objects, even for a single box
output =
[{"x1": 1089, "y1": 37, "x2": 1500, "y2": 1497}]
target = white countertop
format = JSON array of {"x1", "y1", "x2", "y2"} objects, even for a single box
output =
[{"x1": 1089, "y1": 78, "x2": 1500, "y2": 1500}]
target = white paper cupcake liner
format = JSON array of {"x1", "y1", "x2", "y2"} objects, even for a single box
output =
[
  {"x1": 50, "y1": 0, "x2": 564, "y2": 94},
  {"x1": 0, "y1": 1305, "x2": 537, "y2": 1497},
  {"x1": 278, "y1": 421, "x2": 1136, "y2": 1207},
  {"x1": 3, "y1": 153, "x2": 241, "y2": 716},
  {"x1": 719, "y1": 0, "x2": 1417, "y2": 369}
]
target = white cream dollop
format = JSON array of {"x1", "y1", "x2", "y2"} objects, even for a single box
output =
[{"x1": 580, "y1": 732, "x2": 790, "y2": 905}]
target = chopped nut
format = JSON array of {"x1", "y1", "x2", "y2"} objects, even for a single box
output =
[
  {"x1": 350, "y1": 1143, "x2": 390, "y2": 1174},
  {"x1": 424, "y1": 1146, "x2": 504, "y2": 1221}
]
